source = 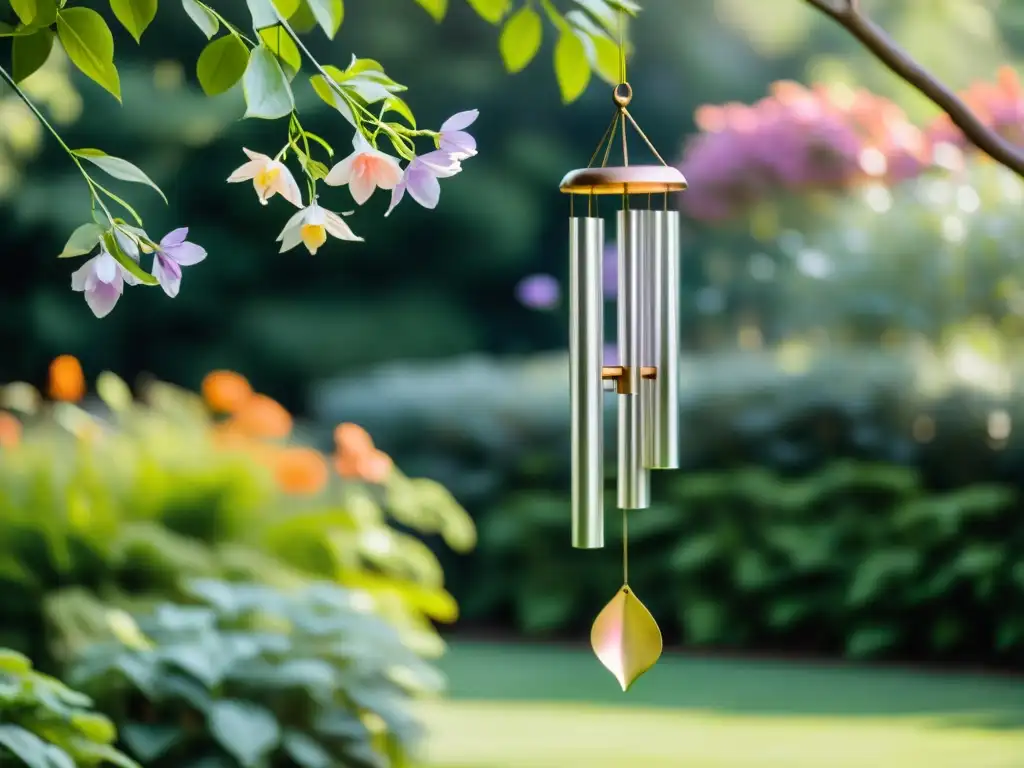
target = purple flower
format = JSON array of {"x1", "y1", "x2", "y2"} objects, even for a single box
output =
[
  {"x1": 516, "y1": 274, "x2": 560, "y2": 310},
  {"x1": 439, "y1": 110, "x2": 478, "y2": 160},
  {"x1": 151, "y1": 227, "x2": 207, "y2": 298},
  {"x1": 71, "y1": 249, "x2": 125, "y2": 318},
  {"x1": 386, "y1": 150, "x2": 462, "y2": 216},
  {"x1": 604, "y1": 344, "x2": 619, "y2": 366}
]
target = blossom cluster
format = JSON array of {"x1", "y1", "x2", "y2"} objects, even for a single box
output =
[
  {"x1": 678, "y1": 81, "x2": 930, "y2": 221},
  {"x1": 228, "y1": 110, "x2": 479, "y2": 254}
]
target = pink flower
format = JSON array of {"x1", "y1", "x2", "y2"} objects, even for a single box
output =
[
  {"x1": 439, "y1": 110, "x2": 478, "y2": 160},
  {"x1": 385, "y1": 151, "x2": 462, "y2": 216},
  {"x1": 227, "y1": 148, "x2": 302, "y2": 207},
  {"x1": 71, "y1": 249, "x2": 127, "y2": 318},
  {"x1": 324, "y1": 133, "x2": 404, "y2": 205}
]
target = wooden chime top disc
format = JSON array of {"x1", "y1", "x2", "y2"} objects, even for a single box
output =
[{"x1": 559, "y1": 165, "x2": 688, "y2": 195}]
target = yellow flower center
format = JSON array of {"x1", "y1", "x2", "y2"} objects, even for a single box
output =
[
  {"x1": 255, "y1": 165, "x2": 280, "y2": 191},
  {"x1": 300, "y1": 224, "x2": 327, "y2": 252}
]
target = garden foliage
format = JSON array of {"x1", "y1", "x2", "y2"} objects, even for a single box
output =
[
  {"x1": 0, "y1": 358, "x2": 474, "y2": 765},
  {"x1": 73, "y1": 579, "x2": 440, "y2": 767},
  {"x1": 0, "y1": 647, "x2": 138, "y2": 767}
]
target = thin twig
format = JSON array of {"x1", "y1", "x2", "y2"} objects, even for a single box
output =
[{"x1": 803, "y1": 0, "x2": 1024, "y2": 179}]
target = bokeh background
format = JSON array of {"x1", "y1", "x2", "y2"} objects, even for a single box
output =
[{"x1": 3, "y1": 0, "x2": 1024, "y2": 766}]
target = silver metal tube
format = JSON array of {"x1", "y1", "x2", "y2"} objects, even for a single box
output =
[
  {"x1": 617, "y1": 210, "x2": 643, "y2": 395},
  {"x1": 644, "y1": 210, "x2": 681, "y2": 469},
  {"x1": 570, "y1": 216, "x2": 605, "y2": 548},
  {"x1": 616, "y1": 209, "x2": 649, "y2": 509},
  {"x1": 618, "y1": 390, "x2": 649, "y2": 509}
]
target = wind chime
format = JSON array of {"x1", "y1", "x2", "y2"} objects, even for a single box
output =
[{"x1": 561, "y1": 24, "x2": 686, "y2": 691}]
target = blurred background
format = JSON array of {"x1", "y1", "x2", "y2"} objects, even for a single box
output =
[{"x1": 3, "y1": 0, "x2": 1024, "y2": 766}]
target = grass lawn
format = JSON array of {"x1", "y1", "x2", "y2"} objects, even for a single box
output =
[{"x1": 416, "y1": 642, "x2": 1024, "y2": 768}]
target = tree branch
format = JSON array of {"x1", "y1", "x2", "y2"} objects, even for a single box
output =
[{"x1": 804, "y1": 0, "x2": 1024, "y2": 179}]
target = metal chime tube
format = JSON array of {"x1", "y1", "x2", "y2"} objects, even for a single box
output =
[
  {"x1": 644, "y1": 210, "x2": 681, "y2": 469},
  {"x1": 617, "y1": 209, "x2": 649, "y2": 510},
  {"x1": 570, "y1": 216, "x2": 605, "y2": 548}
]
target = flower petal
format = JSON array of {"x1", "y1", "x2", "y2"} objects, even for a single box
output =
[
  {"x1": 418, "y1": 150, "x2": 462, "y2": 178},
  {"x1": 370, "y1": 154, "x2": 403, "y2": 189},
  {"x1": 440, "y1": 131, "x2": 477, "y2": 158},
  {"x1": 323, "y1": 154, "x2": 356, "y2": 187},
  {"x1": 277, "y1": 208, "x2": 308, "y2": 242},
  {"x1": 275, "y1": 165, "x2": 304, "y2": 208},
  {"x1": 349, "y1": 170, "x2": 376, "y2": 205},
  {"x1": 323, "y1": 210, "x2": 364, "y2": 242},
  {"x1": 153, "y1": 255, "x2": 182, "y2": 298},
  {"x1": 70, "y1": 259, "x2": 93, "y2": 292},
  {"x1": 161, "y1": 227, "x2": 189, "y2": 248},
  {"x1": 441, "y1": 109, "x2": 479, "y2": 132},
  {"x1": 279, "y1": 227, "x2": 303, "y2": 253},
  {"x1": 85, "y1": 277, "x2": 122, "y2": 318},
  {"x1": 165, "y1": 241, "x2": 207, "y2": 266},
  {"x1": 94, "y1": 251, "x2": 118, "y2": 284},
  {"x1": 406, "y1": 168, "x2": 441, "y2": 209},
  {"x1": 227, "y1": 159, "x2": 263, "y2": 183},
  {"x1": 385, "y1": 180, "x2": 407, "y2": 217}
]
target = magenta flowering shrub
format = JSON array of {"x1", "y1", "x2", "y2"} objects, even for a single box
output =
[{"x1": 678, "y1": 81, "x2": 931, "y2": 222}]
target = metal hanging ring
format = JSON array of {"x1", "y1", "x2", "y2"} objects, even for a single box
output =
[{"x1": 613, "y1": 82, "x2": 632, "y2": 108}]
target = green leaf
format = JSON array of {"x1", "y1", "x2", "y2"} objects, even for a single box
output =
[
  {"x1": 209, "y1": 701, "x2": 281, "y2": 766},
  {"x1": 0, "y1": 649, "x2": 31, "y2": 673},
  {"x1": 181, "y1": 0, "x2": 219, "y2": 38},
  {"x1": 10, "y1": 0, "x2": 37, "y2": 25},
  {"x1": 309, "y1": 74, "x2": 355, "y2": 126},
  {"x1": 70, "y1": 712, "x2": 117, "y2": 744},
  {"x1": 281, "y1": 731, "x2": 331, "y2": 768},
  {"x1": 27, "y1": 0, "x2": 58, "y2": 28},
  {"x1": 59, "y1": 223, "x2": 104, "y2": 258},
  {"x1": 243, "y1": 44, "x2": 294, "y2": 119},
  {"x1": 246, "y1": 0, "x2": 280, "y2": 28},
  {"x1": 197, "y1": 34, "x2": 250, "y2": 95},
  {"x1": 466, "y1": 0, "x2": 509, "y2": 24},
  {"x1": 383, "y1": 95, "x2": 416, "y2": 128},
  {"x1": 109, "y1": 0, "x2": 158, "y2": 43},
  {"x1": 12, "y1": 27, "x2": 54, "y2": 83},
  {"x1": 73, "y1": 148, "x2": 168, "y2": 204},
  {"x1": 499, "y1": 5, "x2": 542, "y2": 74},
  {"x1": 273, "y1": 0, "x2": 301, "y2": 15},
  {"x1": 258, "y1": 25, "x2": 301, "y2": 79},
  {"x1": 567, "y1": 10, "x2": 620, "y2": 83},
  {"x1": 0, "y1": 725, "x2": 49, "y2": 768},
  {"x1": 553, "y1": 28, "x2": 590, "y2": 103},
  {"x1": 119, "y1": 724, "x2": 182, "y2": 763},
  {"x1": 102, "y1": 231, "x2": 158, "y2": 286},
  {"x1": 307, "y1": 0, "x2": 343, "y2": 37},
  {"x1": 56, "y1": 7, "x2": 122, "y2": 101},
  {"x1": 414, "y1": 0, "x2": 446, "y2": 22}
]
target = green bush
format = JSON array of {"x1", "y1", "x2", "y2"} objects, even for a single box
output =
[
  {"x1": 469, "y1": 462, "x2": 1024, "y2": 665},
  {"x1": 0, "y1": 647, "x2": 137, "y2": 767},
  {"x1": 0, "y1": 369, "x2": 474, "y2": 674},
  {"x1": 72, "y1": 579, "x2": 439, "y2": 768}
]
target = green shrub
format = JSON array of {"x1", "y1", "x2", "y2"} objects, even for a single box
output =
[
  {"x1": 0, "y1": 647, "x2": 138, "y2": 767},
  {"x1": 0, "y1": 367, "x2": 474, "y2": 676},
  {"x1": 469, "y1": 462, "x2": 1024, "y2": 665},
  {"x1": 72, "y1": 579, "x2": 439, "y2": 768}
]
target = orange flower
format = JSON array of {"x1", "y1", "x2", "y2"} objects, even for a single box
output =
[
  {"x1": 48, "y1": 355, "x2": 85, "y2": 402},
  {"x1": 334, "y1": 422, "x2": 375, "y2": 455},
  {"x1": 0, "y1": 412, "x2": 21, "y2": 448},
  {"x1": 274, "y1": 446, "x2": 329, "y2": 495},
  {"x1": 232, "y1": 394, "x2": 292, "y2": 439},
  {"x1": 334, "y1": 447, "x2": 393, "y2": 484},
  {"x1": 201, "y1": 370, "x2": 253, "y2": 414}
]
